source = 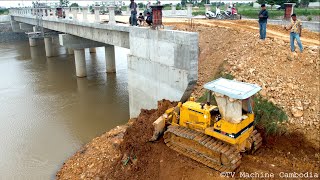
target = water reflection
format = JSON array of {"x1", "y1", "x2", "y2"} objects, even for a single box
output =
[{"x1": 0, "y1": 40, "x2": 130, "y2": 179}]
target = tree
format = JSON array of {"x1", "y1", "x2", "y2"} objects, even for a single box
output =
[
  {"x1": 268, "y1": 0, "x2": 275, "y2": 9},
  {"x1": 70, "y1": 3, "x2": 79, "y2": 8},
  {"x1": 300, "y1": 0, "x2": 310, "y2": 7},
  {"x1": 181, "y1": 0, "x2": 187, "y2": 6},
  {"x1": 257, "y1": 0, "x2": 266, "y2": 5},
  {"x1": 60, "y1": 0, "x2": 69, "y2": 7}
]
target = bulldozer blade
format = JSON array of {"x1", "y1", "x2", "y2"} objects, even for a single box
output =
[{"x1": 150, "y1": 114, "x2": 166, "y2": 141}]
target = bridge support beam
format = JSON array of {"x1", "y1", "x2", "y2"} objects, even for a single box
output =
[
  {"x1": 105, "y1": 45, "x2": 116, "y2": 73},
  {"x1": 19, "y1": 23, "x2": 33, "y2": 31},
  {"x1": 89, "y1": 48, "x2": 96, "y2": 53},
  {"x1": 44, "y1": 37, "x2": 54, "y2": 57},
  {"x1": 68, "y1": 48, "x2": 74, "y2": 55},
  {"x1": 29, "y1": 38, "x2": 37, "y2": 47},
  {"x1": 74, "y1": 49, "x2": 87, "y2": 77}
]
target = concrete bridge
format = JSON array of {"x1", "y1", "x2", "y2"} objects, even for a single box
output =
[{"x1": 9, "y1": 7, "x2": 199, "y2": 118}]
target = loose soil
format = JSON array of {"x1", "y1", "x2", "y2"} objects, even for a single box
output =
[{"x1": 57, "y1": 20, "x2": 320, "y2": 179}]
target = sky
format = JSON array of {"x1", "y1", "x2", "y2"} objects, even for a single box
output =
[{"x1": 0, "y1": 0, "x2": 255, "y2": 8}]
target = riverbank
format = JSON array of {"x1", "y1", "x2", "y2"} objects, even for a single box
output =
[
  {"x1": 56, "y1": 20, "x2": 320, "y2": 179},
  {"x1": 0, "y1": 22, "x2": 28, "y2": 42}
]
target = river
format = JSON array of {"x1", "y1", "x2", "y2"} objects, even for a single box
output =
[{"x1": 0, "y1": 39, "x2": 130, "y2": 179}]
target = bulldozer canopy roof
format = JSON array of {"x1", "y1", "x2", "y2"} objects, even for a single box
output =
[{"x1": 203, "y1": 78, "x2": 261, "y2": 100}]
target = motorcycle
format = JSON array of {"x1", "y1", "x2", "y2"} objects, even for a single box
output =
[{"x1": 205, "y1": 11, "x2": 223, "y2": 19}]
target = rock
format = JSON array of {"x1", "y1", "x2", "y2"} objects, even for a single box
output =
[
  {"x1": 260, "y1": 89, "x2": 267, "y2": 96},
  {"x1": 291, "y1": 108, "x2": 304, "y2": 117}
]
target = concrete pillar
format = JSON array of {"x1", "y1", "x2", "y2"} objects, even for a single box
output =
[
  {"x1": 94, "y1": 6, "x2": 100, "y2": 23},
  {"x1": 82, "y1": 7, "x2": 88, "y2": 21},
  {"x1": 204, "y1": 4, "x2": 211, "y2": 13},
  {"x1": 42, "y1": 8, "x2": 46, "y2": 16},
  {"x1": 172, "y1": 5, "x2": 176, "y2": 15},
  {"x1": 68, "y1": 48, "x2": 74, "y2": 55},
  {"x1": 89, "y1": 48, "x2": 96, "y2": 53},
  {"x1": 186, "y1": 4, "x2": 192, "y2": 18},
  {"x1": 29, "y1": 38, "x2": 37, "y2": 47},
  {"x1": 44, "y1": 37, "x2": 54, "y2": 57},
  {"x1": 78, "y1": 7, "x2": 81, "y2": 13},
  {"x1": 65, "y1": 8, "x2": 70, "y2": 19},
  {"x1": 108, "y1": 6, "x2": 116, "y2": 25},
  {"x1": 74, "y1": 49, "x2": 87, "y2": 77},
  {"x1": 105, "y1": 46, "x2": 116, "y2": 73},
  {"x1": 52, "y1": 8, "x2": 56, "y2": 18},
  {"x1": 33, "y1": 26, "x2": 37, "y2": 32},
  {"x1": 71, "y1": 7, "x2": 78, "y2": 20},
  {"x1": 126, "y1": 6, "x2": 130, "y2": 15}
]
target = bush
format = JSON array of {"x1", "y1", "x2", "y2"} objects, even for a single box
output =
[
  {"x1": 253, "y1": 95, "x2": 288, "y2": 135},
  {"x1": 192, "y1": 10, "x2": 205, "y2": 16},
  {"x1": 0, "y1": 9, "x2": 9, "y2": 15},
  {"x1": 307, "y1": 15, "x2": 313, "y2": 21}
]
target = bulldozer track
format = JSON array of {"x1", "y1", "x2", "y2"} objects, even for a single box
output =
[
  {"x1": 164, "y1": 125, "x2": 242, "y2": 172},
  {"x1": 250, "y1": 130, "x2": 263, "y2": 153}
]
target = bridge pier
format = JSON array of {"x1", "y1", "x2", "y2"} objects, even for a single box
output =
[
  {"x1": 44, "y1": 37, "x2": 54, "y2": 57},
  {"x1": 74, "y1": 49, "x2": 87, "y2": 77},
  {"x1": 68, "y1": 48, "x2": 74, "y2": 55},
  {"x1": 89, "y1": 48, "x2": 96, "y2": 53},
  {"x1": 29, "y1": 38, "x2": 37, "y2": 47},
  {"x1": 105, "y1": 45, "x2": 116, "y2": 73}
]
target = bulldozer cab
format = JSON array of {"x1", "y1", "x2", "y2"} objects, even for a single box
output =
[{"x1": 203, "y1": 78, "x2": 261, "y2": 124}]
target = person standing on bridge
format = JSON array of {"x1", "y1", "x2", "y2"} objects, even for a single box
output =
[
  {"x1": 258, "y1": 4, "x2": 268, "y2": 40},
  {"x1": 129, "y1": 0, "x2": 138, "y2": 26}
]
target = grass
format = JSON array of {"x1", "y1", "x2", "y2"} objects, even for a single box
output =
[
  {"x1": 253, "y1": 95, "x2": 288, "y2": 135},
  {"x1": 0, "y1": 9, "x2": 9, "y2": 15}
]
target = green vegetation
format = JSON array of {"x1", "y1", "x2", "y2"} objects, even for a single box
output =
[
  {"x1": 238, "y1": 8, "x2": 320, "y2": 19},
  {"x1": 0, "y1": 9, "x2": 9, "y2": 15},
  {"x1": 253, "y1": 95, "x2": 288, "y2": 135},
  {"x1": 69, "y1": 3, "x2": 79, "y2": 8}
]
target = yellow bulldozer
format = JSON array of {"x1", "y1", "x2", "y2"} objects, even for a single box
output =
[{"x1": 151, "y1": 78, "x2": 263, "y2": 172}]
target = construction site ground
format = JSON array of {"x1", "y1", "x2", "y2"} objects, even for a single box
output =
[{"x1": 56, "y1": 19, "x2": 320, "y2": 179}]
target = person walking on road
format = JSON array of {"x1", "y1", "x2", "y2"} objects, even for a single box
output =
[
  {"x1": 284, "y1": 14, "x2": 303, "y2": 57},
  {"x1": 258, "y1": 4, "x2": 268, "y2": 40},
  {"x1": 129, "y1": 0, "x2": 138, "y2": 26}
]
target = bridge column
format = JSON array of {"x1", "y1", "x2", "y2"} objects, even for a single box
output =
[
  {"x1": 89, "y1": 48, "x2": 96, "y2": 53},
  {"x1": 68, "y1": 48, "x2": 74, "y2": 55},
  {"x1": 172, "y1": 5, "x2": 176, "y2": 15},
  {"x1": 105, "y1": 45, "x2": 116, "y2": 73},
  {"x1": 29, "y1": 38, "x2": 37, "y2": 47},
  {"x1": 108, "y1": 6, "x2": 116, "y2": 25},
  {"x1": 74, "y1": 49, "x2": 87, "y2": 77},
  {"x1": 94, "y1": 6, "x2": 100, "y2": 23},
  {"x1": 64, "y1": 8, "x2": 70, "y2": 19},
  {"x1": 82, "y1": 7, "x2": 88, "y2": 21},
  {"x1": 71, "y1": 7, "x2": 78, "y2": 20},
  {"x1": 44, "y1": 37, "x2": 54, "y2": 57},
  {"x1": 186, "y1": 4, "x2": 192, "y2": 18}
]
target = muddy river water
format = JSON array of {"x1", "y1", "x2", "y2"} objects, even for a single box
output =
[{"x1": 0, "y1": 39, "x2": 130, "y2": 179}]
